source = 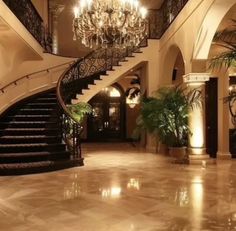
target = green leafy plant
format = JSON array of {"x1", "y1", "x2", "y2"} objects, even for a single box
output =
[
  {"x1": 135, "y1": 85, "x2": 202, "y2": 147},
  {"x1": 67, "y1": 102, "x2": 92, "y2": 123},
  {"x1": 209, "y1": 20, "x2": 236, "y2": 70}
]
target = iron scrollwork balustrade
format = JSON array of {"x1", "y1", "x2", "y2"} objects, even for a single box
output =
[
  {"x1": 3, "y1": 0, "x2": 52, "y2": 52},
  {"x1": 60, "y1": 44, "x2": 146, "y2": 103},
  {"x1": 61, "y1": 113, "x2": 82, "y2": 158},
  {"x1": 148, "y1": 0, "x2": 189, "y2": 39},
  {"x1": 57, "y1": 40, "x2": 148, "y2": 159}
]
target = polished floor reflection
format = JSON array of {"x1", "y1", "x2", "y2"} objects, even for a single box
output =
[{"x1": 0, "y1": 143, "x2": 236, "y2": 230}]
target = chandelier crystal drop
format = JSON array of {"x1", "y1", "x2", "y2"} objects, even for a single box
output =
[{"x1": 73, "y1": 0, "x2": 148, "y2": 49}]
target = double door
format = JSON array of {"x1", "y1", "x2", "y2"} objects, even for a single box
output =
[{"x1": 88, "y1": 92, "x2": 124, "y2": 141}]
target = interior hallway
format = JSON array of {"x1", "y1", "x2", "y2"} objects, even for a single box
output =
[{"x1": 0, "y1": 143, "x2": 235, "y2": 231}]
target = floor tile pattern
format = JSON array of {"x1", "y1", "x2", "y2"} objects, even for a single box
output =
[{"x1": 0, "y1": 143, "x2": 235, "y2": 231}]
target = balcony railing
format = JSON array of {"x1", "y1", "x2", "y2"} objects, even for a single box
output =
[
  {"x1": 3, "y1": 0, "x2": 189, "y2": 51},
  {"x1": 148, "y1": 0, "x2": 189, "y2": 39},
  {"x1": 3, "y1": 0, "x2": 52, "y2": 52}
]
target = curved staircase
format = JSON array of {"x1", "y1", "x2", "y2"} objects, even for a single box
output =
[
  {"x1": 0, "y1": 40, "x2": 150, "y2": 175},
  {"x1": 0, "y1": 90, "x2": 83, "y2": 175}
]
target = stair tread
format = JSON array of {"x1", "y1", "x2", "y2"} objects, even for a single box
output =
[
  {"x1": 26, "y1": 103, "x2": 56, "y2": 105},
  {"x1": 19, "y1": 108, "x2": 54, "y2": 111},
  {"x1": 0, "y1": 161, "x2": 54, "y2": 169},
  {"x1": 0, "y1": 143, "x2": 63, "y2": 147},
  {"x1": 0, "y1": 151, "x2": 68, "y2": 157},
  {"x1": 0, "y1": 135, "x2": 59, "y2": 139},
  {"x1": 9, "y1": 115, "x2": 52, "y2": 118},
  {"x1": 1, "y1": 128, "x2": 59, "y2": 131},
  {"x1": 0, "y1": 121, "x2": 56, "y2": 124},
  {"x1": 36, "y1": 97, "x2": 56, "y2": 99}
]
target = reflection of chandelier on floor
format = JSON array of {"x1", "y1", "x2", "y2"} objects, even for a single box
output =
[{"x1": 73, "y1": 0, "x2": 148, "y2": 48}]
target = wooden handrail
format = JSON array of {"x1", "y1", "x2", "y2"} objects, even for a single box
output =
[
  {"x1": 56, "y1": 60, "x2": 81, "y2": 124},
  {"x1": 0, "y1": 60, "x2": 77, "y2": 93}
]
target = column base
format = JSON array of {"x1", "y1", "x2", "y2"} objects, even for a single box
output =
[
  {"x1": 188, "y1": 154, "x2": 216, "y2": 165},
  {"x1": 187, "y1": 147, "x2": 215, "y2": 165},
  {"x1": 216, "y1": 152, "x2": 232, "y2": 160}
]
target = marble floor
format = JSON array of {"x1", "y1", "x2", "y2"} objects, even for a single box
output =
[{"x1": 0, "y1": 143, "x2": 236, "y2": 231}]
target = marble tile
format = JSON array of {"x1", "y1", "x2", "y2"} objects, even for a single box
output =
[{"x1": 0, "y1": 143, "x2": 236, "y2": 230}]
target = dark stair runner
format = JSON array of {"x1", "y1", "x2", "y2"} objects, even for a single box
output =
[{"x1": 0, "y1": 90, "x2": 83, "y2": 175}]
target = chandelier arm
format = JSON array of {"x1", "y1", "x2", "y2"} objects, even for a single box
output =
[
  {"x1": 119, "y1": 12, "x2": 129, "y2": 28},
  {"x1": 88, "y1": 12, "x2": 98, "y2": 30}
]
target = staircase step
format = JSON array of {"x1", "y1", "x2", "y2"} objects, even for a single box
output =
[
  {"x1": 0, "y1": 143, "x2": 66, "y2": 153},
  {"x1": 0, "y1": 121, "x2": 58, "y2": 128},
  {"x1": 24, "y1": 103, "x2": 57, "y2": 108},
  {"x1": 34, "y1": 97, "x2": 57, "y2": 103},
  {"x1": 0, "y1": 151, "x2": 70, "y2": 163},
  {"x1": 7, "y1": 115, "x2": 55, "y2": 121},
  {"x1": 0, "y1": 128, "x2": 60, "y2": 136},
  {"x1": 0, "y1": 89, "x2": 83, "y2": 175},
  {"x1": 16, "y1": 108, "x2": 54, "y2": 115},
  {"x1": 0, "y1": 135, "x2": 61, "y2": 144},
  {"x1": 0, "y1": 158, "x2": 83, "y2": 176}
]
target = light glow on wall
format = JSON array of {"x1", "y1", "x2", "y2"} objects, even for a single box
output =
[{"x1": 189, "y1": 108, "x2": 204, "y2": 151}]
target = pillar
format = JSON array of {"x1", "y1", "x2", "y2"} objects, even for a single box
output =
[
  {"x1": 183, "y1": 73, "x2": 211, "y2": 164},
  {"x1": 217, "y1": 70, "x2": 231, "y2": 159},
  {"x1": 49, "y1": 3, "x2": 64, "y2": 54}
]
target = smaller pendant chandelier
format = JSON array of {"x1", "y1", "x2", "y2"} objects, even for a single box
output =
[{"x1": 73, "y1": 0, "x2": 148, "y2": 48}]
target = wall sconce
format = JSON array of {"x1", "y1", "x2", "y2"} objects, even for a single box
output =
[{"x1": 126, "y1": 94, "x2": 140, "y2": 108}]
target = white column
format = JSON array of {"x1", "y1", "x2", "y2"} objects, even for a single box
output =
[
  {"x1": 183, "y1": 73, "x2": 211, "y2": 164},
  {"x1": 49, "y1": 3, "x2": 64, "y2": 54},
  {"x1": 144, "y1": 40, "x2": 160, "y2": 153}
]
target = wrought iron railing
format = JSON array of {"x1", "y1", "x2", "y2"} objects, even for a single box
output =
[
  {"x1": 3, "y1": 0, "x2": 52, "y2": 52},
  {"x1": 56, "y1": 40, "x2": 147, "y2": 158},
  {"x1": 148, "y1": 0, "x2": 189, "y2": 39},
  {"x1": 2, "y1": 0, "x2": 188, "y2": 51}
]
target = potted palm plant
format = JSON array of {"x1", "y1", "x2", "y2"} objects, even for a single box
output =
[{"x1": 136, "y1": 85, "x2": 201, "y2": 159}]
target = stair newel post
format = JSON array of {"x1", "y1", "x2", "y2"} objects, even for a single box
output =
[
  {"x1": 111, "y1": 48, "x2": 114, "y2": 68},
  {"x1": 61, "y1": 113, "x2": 64, "y2": 141},
  {"x1": 76, "y1": 124, "x2": 82, "y2": 159},
  {"x1": 105, "y1": 48, "x2": 108, "y2": 71},
  {"x1": 72, "y1": 122, "x2": 76, "y2": 158}
]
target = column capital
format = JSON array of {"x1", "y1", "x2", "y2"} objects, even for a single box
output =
[
  {"x1": 49, "y1": 3, "x2": 65, "y2": 18},
  {"x1": 183, "y1": 73, "x2": 210, "y2": 84}
]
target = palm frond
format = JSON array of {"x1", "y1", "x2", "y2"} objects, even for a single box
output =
[
  {"x1": 209, "y1": 20, "x2": 236, "y2": 70},
  {"x1": 209, "y1": 50, "x2": 236, "y2": 70}
]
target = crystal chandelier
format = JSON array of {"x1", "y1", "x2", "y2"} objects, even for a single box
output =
[{"x1": 73, "y1": 0, "x2": 148, "y2": 48}]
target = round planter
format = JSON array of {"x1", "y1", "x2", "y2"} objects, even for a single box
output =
[{"x1": 169, "y1": 146, "x2": 187, "y2": 159}]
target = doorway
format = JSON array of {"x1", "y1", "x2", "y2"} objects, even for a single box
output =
[
  {"x1": 87, "y1": 84, "x2": 125, "y2": 141},
  {"x1": 205, "y1": 78, "x2": 218, "y2": 158}
]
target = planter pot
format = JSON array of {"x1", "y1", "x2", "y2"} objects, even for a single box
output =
[{"x1": 169, "y1": 147, "x2": 187, "y2": 159}]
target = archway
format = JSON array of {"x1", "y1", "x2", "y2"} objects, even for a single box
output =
[
  {"x1": 198, "y1": 2, "x2": 236, "y2": 159},
  {"x1": 193, "y1": 0, "x2": 236, "y2": 60},
  {"x1": 162, "y1": 45, "x2": 185, "y2": 85},
  {"x1": 172, "y1": 51, "x2": 185, "y2": 85}
]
